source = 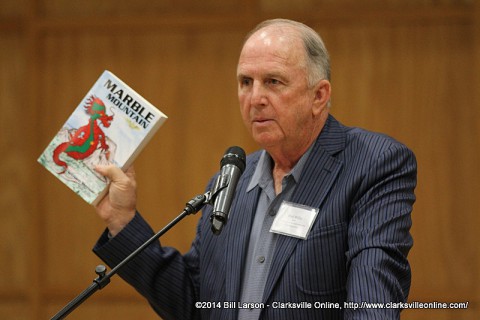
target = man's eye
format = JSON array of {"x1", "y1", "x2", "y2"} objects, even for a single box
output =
[
  {"x1": 240, "y1": 78, "x2": 252, "y2": 86},
  {"x1": 267, "y1": 79, "x2": 280, "y2": 85}
]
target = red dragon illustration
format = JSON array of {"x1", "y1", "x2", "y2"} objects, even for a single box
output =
[{"x1": 53, "y1": 95, "x2": 114, "y2": 174}]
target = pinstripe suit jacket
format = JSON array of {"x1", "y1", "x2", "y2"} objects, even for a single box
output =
[{"x1": 94, "y1": 115, "x2": 417, "y2": 320}]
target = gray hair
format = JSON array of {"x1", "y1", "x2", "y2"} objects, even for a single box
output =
[{"x1": 244, "y1": 19, "x2": 331, "y2": 87}]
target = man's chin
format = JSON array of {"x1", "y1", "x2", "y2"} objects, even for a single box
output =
[{"x1": 253, "y1": 135, "x2": 282, "y2": 149}]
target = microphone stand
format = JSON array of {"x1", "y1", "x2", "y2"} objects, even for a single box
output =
[{"x1": 50, "y1": 193, "x2": 210, "y2": 320}]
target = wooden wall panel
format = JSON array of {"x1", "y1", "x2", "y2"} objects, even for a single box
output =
[
  {"x1": 259, "y1": 0, "x2": 473, "y2": 12},
  {"x1": 0, "y1": 0, "x2": 29, "y2": 18},
  {"x1": 0, "y1": 33, "x2": 30, "y2": 290},
  {"x1": 473, "y1": 2, "x2": 480, "y2": 318},
  {"x1": 0, "y1": 301, "x2": 30, "y2": 320},
  {"x1": 0, "y1": 0, "x2": 479, "y2": 318},
  {"x1": 38, "y1": 0, "x2": 246, "y2": 18}
]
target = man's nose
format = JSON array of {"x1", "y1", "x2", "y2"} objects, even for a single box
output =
[{"x1": 250, "y1": 81, "x2": 268, "y2": 106}]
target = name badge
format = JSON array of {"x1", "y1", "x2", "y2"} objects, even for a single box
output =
[{"x1": 270, "y1": 201, "x2": 319, "y2": 239}]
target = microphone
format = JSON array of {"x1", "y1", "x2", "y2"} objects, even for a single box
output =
[{"x1": 210, "y1": 146, "x2": 246, "y2": 235}]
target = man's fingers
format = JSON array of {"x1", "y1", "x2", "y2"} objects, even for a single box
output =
[
  {"x1": 94, "y1": 164, "x2": 137, "y2": 236},
  {"x1": 95, "y1": 164, "x2": 131, "y2": 182}
]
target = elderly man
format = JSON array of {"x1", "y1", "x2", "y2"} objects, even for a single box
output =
[{"x1": 94, "y1": 19, "x2": 417, "y2": 319}]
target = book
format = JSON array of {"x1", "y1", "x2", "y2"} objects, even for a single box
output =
[{"x1": 38, "y1": 70, "x2": 168, "y2": 205}]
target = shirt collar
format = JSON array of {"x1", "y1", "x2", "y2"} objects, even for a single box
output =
[{"x1": 246, "y1": 144, "x2": 314, "y2": 192}]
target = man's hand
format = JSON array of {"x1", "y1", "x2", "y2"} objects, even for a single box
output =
[{"x1": 95, "y1": 165, "x2": 137, "y2": 237}]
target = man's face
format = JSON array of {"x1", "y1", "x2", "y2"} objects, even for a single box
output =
[{"x1": 237, "y1": 27, "x2": 323, "y2": 153}]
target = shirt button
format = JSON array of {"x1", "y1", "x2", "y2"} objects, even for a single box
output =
[{"x1": 257, "y1": 256, "x2": 265, "y2": 263}]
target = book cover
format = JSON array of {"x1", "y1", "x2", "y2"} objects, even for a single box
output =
[{"x1": 38, "y1": 70, "x2": 168, "y2": 205}]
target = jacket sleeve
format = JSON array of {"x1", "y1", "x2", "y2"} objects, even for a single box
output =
[
  {"x1": 93, "y1": 212, "x2": 202, "y2": 320},
  {"x1": 345, "y1": 143, "x2": 417, "y2": 319}
]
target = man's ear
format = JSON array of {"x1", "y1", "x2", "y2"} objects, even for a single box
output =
[{"x1": 312, "y1": 79, "x2": 331, "y2": 116}]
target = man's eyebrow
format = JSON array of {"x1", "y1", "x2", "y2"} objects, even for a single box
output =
[
  {"x1": 264, "y1": 72, "x2": 288, "y2": 83},
  {"x1": 264, "y1": 72, "x2": 281, "y2": 78},
  {"x1": 237, "y1": 73, "x2": 251, "y2": 80}
]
